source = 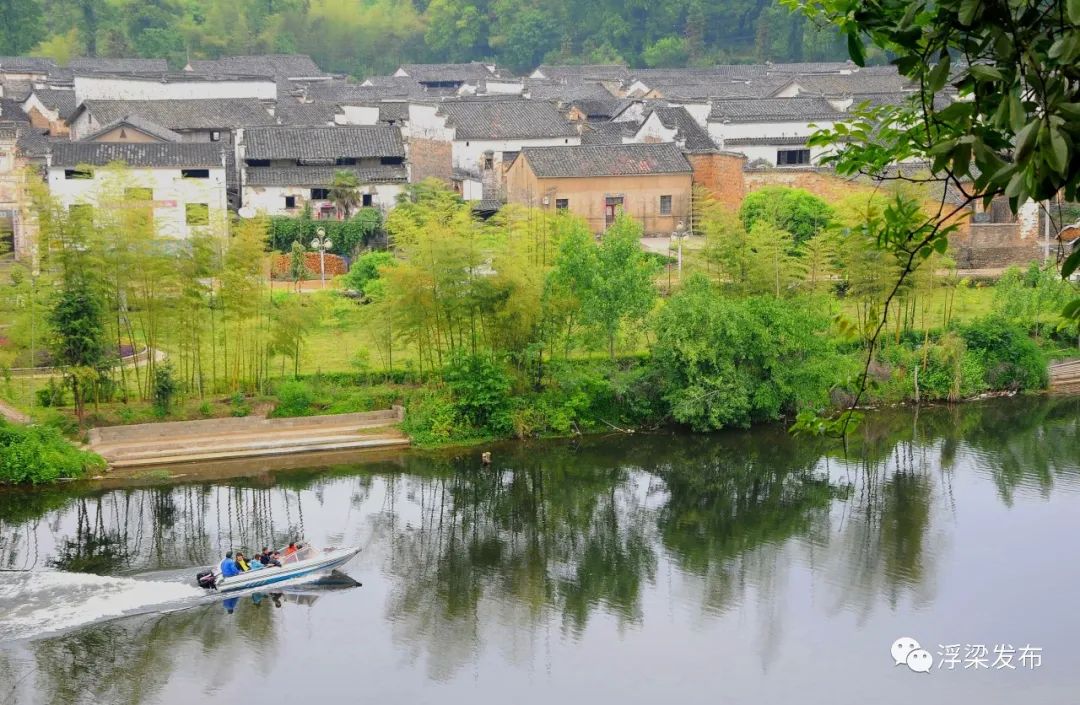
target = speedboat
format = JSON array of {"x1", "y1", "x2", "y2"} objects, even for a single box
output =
[{"x1": 195, "y1": 546, "x2": 361, "y2": 593}]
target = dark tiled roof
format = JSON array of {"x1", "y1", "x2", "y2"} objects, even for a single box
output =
[
  {"x1": 651, "y1": 106, "x2": 717, "y2": 153},
  {"x1": 709, "y1": 97, "x2": 842, "y2": 122},
  {"x1": 524, "y1": 78, "x2": 618, "y2": 101},
  {"x1": 378, "y1": 101, "x2": 408, "y2": 123},
  {"x1": 533, "y1": 64, "x2": 629, "y2": 80},
  {"x1": 723, "y1": 136, "x2": 810, "y2": 146},
  {"x1": 50, "y1": 141, "x2": 225, "y2": 167},
  {"x1": 275, "y1": 101, "x2": 341, "y2": 125},
  {"x1": 0, "y1": 57, "x2": 57, "y2": 73},
  {"x1": 775, "y1": 71, "x2": 912, "y2": 96},
  {"x1": 80, "y1": 99, "x2": 276, "y2": 129},
  {"x1": 651, "y1": 77, "x2": 789, "y2": 101},
  {"x1": 0, "y1": 98, "x2": 29, "y2": 123},
  {"x1": 397, "y1": 63, "x2": 497, "y2": 82},
  {"x1": 766, "y1": 61, "x2": 860, "y2": 75},
  {"x1": 15, "y1": 124, "x2": 52, "y2": 157},
  {"x1": 580, "y1": 121, "x2": 637, "y2": 145},
  {"x1": 569, "y1": 98, "x2": 631, "y2": 120},
  {"x1": 83, "y1": 115, "x2": 182, "y2": 142},
  {"x1": 188, "y1": 55, "x2": 326, "y2": 78},
  {"x1": 1, "y1": 79, "x2": 32, "y2": 101},
  {"x1": 243, "y1": 126, "x2": 404, "y2": 160},
  {"x1": 521, "y1": 142, "x2": 691, "y2": 178},
  {"x1": 68, "y1": 57, "x2": 169, "y2": 73},
  {"x1": 440, "y1": 100, "x2": 577, "y2": 139},
  {"x1": 244, "y1": 164, "x2": 406, "y2": 186},
  {"x1": 27, "y1": 86, "x2": 77, "y2": 119}
]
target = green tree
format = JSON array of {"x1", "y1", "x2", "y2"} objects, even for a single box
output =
[
  {"x1": 642, "y1": 36, "x2": 689, "y2": 67},
  {"x1": 739, "y1": 187, "x2": 835, "y2": 245},
  {"x1": 288, "y1": 240, "x2": 307, "y2": 293},
  {"x1": 328, "y1": 170, "x2": 361, "y2": 219},
  {"x1": 0, "y1": 0, "x2": 45, "y2": 54},
  {"x1": 48, "y1": 286, "x2": 109, "y2": 422}
]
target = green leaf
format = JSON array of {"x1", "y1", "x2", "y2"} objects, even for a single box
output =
[
  {"x1": 847, "y1": 32, "x2": 866, "y2": 67},
  {"x1": 1063, "y1": 298, "x2": 1080, "y2": 320},
  {"x1": 952, "y1": 142, "x2": 972, "y2": 177},
  {"x1": 970, "y1": 64, "x2": 1005, "y2": 81},
  {"x1": 1008, "y1": 92, "x2": 1026, "y2": 133},
  {"x1": 1059, "y1": 103, "x2": 1080, "y2": 120},
  {"x1": 959, "y1": 0, "x2": 980, "y2": 25},
  {"x1": 928, "y1": 55, "x2": 951, "y2": 92},
  {"x1": 1062, "y1": 247, "x2": 1080, "y2": 279},
  {"x1": 1047, "y1": 126, "x2": 1069, "y2": 176},
  {"x1": 1013, "y1": 119, "x2": 1039, "y2": 162},
  {"x1": 933, "y1": 237, "x2": 949, "y2": 254},
  {"x1": 1069, "y1": 0, "x2": 1080, "y2": 25}
]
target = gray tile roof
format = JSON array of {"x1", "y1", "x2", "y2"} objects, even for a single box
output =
[
  {"x1": 533, "y1": 64, "x2": 630, "y2": 81},
  {"x1": 440, "y1": 100, "x2": 577, "y2": 139},
  {"x1": 0, "y1": 122, "x2": 16, "y2": 140},
  {"x1": 766, "y1": 61, "x2": 860, "y2": 75},
  {"x1": 244, "y1": 164, "x2": 406, "y2": 186},
  {"x1": 0, "y1": 98, "x2": 29, "y2": 123},
  {"x1": 378, "y1": 101, "x2": 408, "y2": 123},
  {"x1": 709, "y1": 97, "x2": 842, "y2": 122},
  {"x1": 275, "y1": 101, "x2": 341, "y2": 126},
  {"x1": 243, "y1": 125, "x2": 404, "y2": 160},
  {"x1": 50, "y1": 141, "x2": 226, "y2": 167},
  {"x1": 187, "y1": 54, "x2": 326, "y2": 78},
  {"x1": 80, "y1": 99, "x2": 276, "y2": 130},
  {"x1": 580, "y1": 121, "x2": 637, "y2": 145},
  {"x1": 775, "y1": 71, "x2": 912, "y2": 96},
  {"x1": 396, "y1": 63, "x2": 498, "y2": 82},
  {"x1": 83, "y1": 115, "x2": 183, "y2": 142},
  {"x1": 647, "y1": 77, "x2": 790, "y2": 101},
  {"x1": 723, "y1": 135, "x2": 810, "y2": 146},
  {"x1": 650, "y1": 106, "x2": 717, "y2": 153},
  {"x1": 68, "y1": 57, "x2": 169, "y2": 73},
  {"x1": 520, "y1": 142, "x2": 691, "y2": 178},
  {"x1": 569, "y1": 98, "x2": 632, "y2": 120},
  {"x1": 0, "y1": 57, "x2": 57, "y2": 73},
  {"x1": 14, "y1": 124, "x2": 52, "y2": 157},
  {"x1": 26, "y1": 86, "x2": 77, "y2": 119},
  {"x1": 1, "y1": 79, "x2": 32, "y2": 102}
]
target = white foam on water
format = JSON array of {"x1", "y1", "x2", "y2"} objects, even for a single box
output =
[{"x1": 0, "y1": 570, "x2": 204, "y2": 641}]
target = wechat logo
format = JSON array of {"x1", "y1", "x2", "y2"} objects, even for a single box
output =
[{"x1": 892, "y1": 637, "x2": 932, "y2": 673}]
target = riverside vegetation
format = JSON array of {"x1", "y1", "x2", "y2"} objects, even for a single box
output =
[{"x1": 1, "y1": 172, "x2": 1075, "y2": 483}]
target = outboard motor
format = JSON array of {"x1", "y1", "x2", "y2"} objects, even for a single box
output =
[{"x1": 196, "y1": 570, "x2": 217, "y2": 589}]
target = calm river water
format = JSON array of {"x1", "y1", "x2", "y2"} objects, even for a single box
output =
[{"x1": 1, "y1": 397, "x2": 1079, "y2": 704}]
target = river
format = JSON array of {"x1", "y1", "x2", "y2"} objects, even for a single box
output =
[{"x1": 1, "y1": 397, "x2": 1078, "y2": 704}]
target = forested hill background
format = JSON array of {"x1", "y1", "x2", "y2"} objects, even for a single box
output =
[{"x1": 1, "y1": 0, "x2": 853, "y2": 78}]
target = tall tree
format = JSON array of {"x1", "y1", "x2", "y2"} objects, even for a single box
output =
[{"x1": 0, "y1": 0, "x2": 45, "y2": 54}]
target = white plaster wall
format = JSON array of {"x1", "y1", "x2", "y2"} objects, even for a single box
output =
[
  {"x1": 340, "y1": 105, "x2": 380, "y2": 125},
  {"x1": 74, "y1": 75, "x2": 276, "y2": 104},
  {"x1": 47, "y1": 166, "x2": 227, "y2": 239},
  {"x1": 485, "y1": 81, "x2": 524, "y2": 95},
  {"x1": 242, "y1": 183, "x2": 402, "y2": 215},
  {"x1": 707, "y1": 119, "x2": 835, "y2": 143},
  {"x1": 1018, "y1": 199, "x2": 1040, "y2": 239},
  {"x1": 453, "y1": 136, "x2": 580, "y2": 174},
  {"x1": 667, "y1": 101, "x2": 711, "y2": 128},
  {"x1": 407, "y1": 104, "x2": 454, "y2": 140},
  {"x1": 626, "y1": 112, "x2": 678, "y2": 145},
  {"x1": 20, "y1": 94, "x2": 60, "y2": 122},
  {"x1": 460, "y1": 178, "x2": 483, "y2": 201},
  {"x1": 613, "y1": 101, "x2": 648, "y2": 122}
]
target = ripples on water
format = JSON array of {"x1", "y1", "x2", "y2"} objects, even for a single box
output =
[{"x1": 0, "y1": 396, "x2": 1078, "y2": 705}]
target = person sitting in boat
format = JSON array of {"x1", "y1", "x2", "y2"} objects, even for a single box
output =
[
  {"x1": 235, "y1": 552, "x2": 251, "y2": 571},
  {"x1": 282, "y1": 542, "x2": 300, "y2": 564},
  {"x1": 219, "y1": 552, "x2": 240, "y2": 578},
  {"x1": 294, "y1": 543, "x2": 316, "y2": 561},
  {"x1": 259, "y1": 547, "x2": 281, "y2": 567},
  {"x1": 246, "y1": 554, "x2": 264, "y2": 571}
]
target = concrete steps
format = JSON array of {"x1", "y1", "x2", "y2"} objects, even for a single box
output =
[
  {"x1": 1048, "y1": 359, "x2": 1080, "y2": 394},
  {"x1": 89, "y1": 407, "x2": 408, "y2": 468}
]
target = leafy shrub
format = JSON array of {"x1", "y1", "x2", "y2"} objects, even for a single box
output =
[
  {"x1": 400, "y1": 387, "x2": 461, "y2": 446},
  {"x1": 152, "y1": 363, "x2": 177, "y2": 416},
  {"x1": 35, "y1": 378, "x2": 66, "y2": 408},
  {"x1": 960, "y1": 316, "x2": 1048, "y2": 390},
  {"x1": 273, "y1": 380, "x2": 314, "y2": 417},
  {"x1": 343, "y1": 251, "x2": 396, "y2": 294},
  {"x1": 739, "y1": 186, "x2": 834, "y2": 244},
  {"x1": 266, "y1": 209, "x2": 382, "y2": 256},
  {"x1": 230, "y1": 393, "x2": 252, "y2": 417},
  {"x1": 0, "y1": 421, "x2": 105, "y2": 484},
  {"x1": 443, "y1": 353, "x2": 512, "y2": 434}
]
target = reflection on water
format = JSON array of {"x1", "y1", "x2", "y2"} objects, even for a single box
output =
[{"x1": 0, "y1": 396, "x2": 1078, "y2": 705}]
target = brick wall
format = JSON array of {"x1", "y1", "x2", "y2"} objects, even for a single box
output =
[
  {"x1": 744, "y1": 168, "x2": 876, "y2": 202},
  {"x1": 688, "y1": 152, "x2": 746, "y2": 210},
  {"x1": 409, "y1": 137, "x2": 453, "y2": 183},
  {"x1": 950, "y1": 224, "x2": 1044, "y2": 270}
]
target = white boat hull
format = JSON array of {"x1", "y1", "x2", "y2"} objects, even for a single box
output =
[{"x1": 209, "y1": 547, "x2": 361, "y2": 593}]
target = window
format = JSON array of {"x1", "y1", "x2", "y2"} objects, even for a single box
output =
[
  {"x1": 285, "y1": 195, "x2": 297, "y2": 209},
  {"x1": 68, "y1": 204, "x2": 92, "y2": 221},
  {"x1": 335, "y1": 157, "x2": 358, "y2": 166},
  {"x1": 555, "y1": 198, "x2": 568, "y2": 210},
  {"x1": 126, "y1": 187, "x2": 153, "y2": 201},
  {"x1": 776, "y1": 148, "x2": 811, "y2": 166},
  {"x1": 483, "y1": 154, "x2": 494, "y2": 169},
  {"x1": 182, "y1": 169, "x2": 210, "y2": 179},
  {"x1": 311, "y1": 188, "x2": 330, "y2": 200},
  {"x1": 185, "y1": 203, "x2": 209, "y2": 226},
  {"x1": 659, "y1": 195, "x2": 672, "y2": 215},
  {"x1": 247, "y1": 159, "x2": 271, "y2": 167},
  {"x1": 380, "y1": 156, "x2": 404, "y2": 165},
  {"x1": 210, "y1": 130, "x2": 221, "y2": 142},
  {"x1": 64, "y1": 168, "x2": 93, "y2": 180},
  {"x1": 362, "y1": 193, "x2": 373, "y2": 207}
]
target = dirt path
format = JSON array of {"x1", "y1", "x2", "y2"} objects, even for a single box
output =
[{"x1": 0, "y1": 398, "x2": 30, "y2": 424}]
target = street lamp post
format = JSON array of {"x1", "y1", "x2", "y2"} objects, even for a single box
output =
[
  {"x1": 311, "y1": 228, "x2": 333, "y2": 289},
  {"x1": 670, "y1": 220, "x2": 687, "y2": 280}
]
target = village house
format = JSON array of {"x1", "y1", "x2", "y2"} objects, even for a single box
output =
[
  {"x1": 72, "y1": 72, "x2": 278, "y2": 105},
  {"x1": 504, "y1": 142, "x2": 692, "y2": 235},
  {"x1": 19, "y1": 87, "x2": 76, "y2": 136},
  {"x1": 706, "y1": 97, "x2": 845, "y2": 167},
  {"x1": 408, "y1": 99, "x2": 580, "y2": 199},
  {"x1": 239, "y1": 125, "x2": 406, "y2": 216},
  {"x1": 46, "y1": 141, "x2": 229, "y2": 240}
]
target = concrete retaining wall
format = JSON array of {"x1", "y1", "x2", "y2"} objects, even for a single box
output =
[{"x1": 89, "y1": 406, "x2": 404, "y2": 445}]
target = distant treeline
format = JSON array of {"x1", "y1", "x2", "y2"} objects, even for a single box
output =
[{"x1": 5, "y1": 0, "x2": 854, "y2": 77}]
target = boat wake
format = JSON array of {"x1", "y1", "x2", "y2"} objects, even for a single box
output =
[{"x1": 0, "y1": 570, "x2": 206, "y2": 642}]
